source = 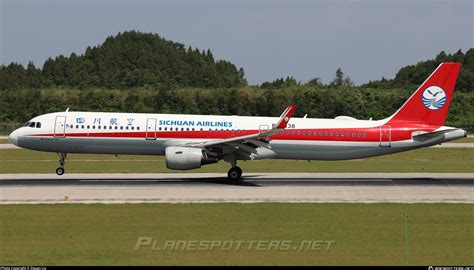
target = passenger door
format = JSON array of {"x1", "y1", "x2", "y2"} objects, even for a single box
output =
[
  {"x1": 379, "y1": 125, "x2": 391, "y2": 147},
  {"x1": 54, "y1": 116, "x2": 66, "y2": 138},
  {"x1": 146, "y1": 118, "x2": 157, "y2": 140}
]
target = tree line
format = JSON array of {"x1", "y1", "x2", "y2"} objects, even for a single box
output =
[
  {"x1": 1, "y1": 30, "x2": 472, "y2": 92},
  {"x1": 362, "y1": 49, "x2": 474, "y2": 92},
  {"x1": 260, "y1": 50, "x2": 473, "y2": 92},
  {"x1": 1, "y1": 87, "x2": 473, "y2": 129},
  {"x1": 0, "y1": 31, "x2": 247, "y2": 90}
]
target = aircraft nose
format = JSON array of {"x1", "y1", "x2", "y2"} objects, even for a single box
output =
[{"x1": 9, "y1": 130, "x2": 19, "y2": 146}]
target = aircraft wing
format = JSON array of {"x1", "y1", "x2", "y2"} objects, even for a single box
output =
[{"x1": 183, "y1": 105, "x2": 296, "y2": 151}]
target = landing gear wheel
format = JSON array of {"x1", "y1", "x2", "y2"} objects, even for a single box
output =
[
  {"x1": 235, "y1": 166, "x2": 242, "y2": 176},
  {"x1": 56, "y1": 153, "x2": 67, "y2": 175},
  {"x1": 227, "y1": 166, "x2": 242, "y2": 181},
  {"x1": 56, "y1": 167, "x2": 65, "y2": 176}
]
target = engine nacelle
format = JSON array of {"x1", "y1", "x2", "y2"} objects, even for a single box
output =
[{"x1": 165, "y1": 146, "x2": 218, "y2": 170}]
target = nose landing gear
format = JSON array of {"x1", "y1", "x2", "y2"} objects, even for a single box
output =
[
  {"x1": 56, "y1": 167, "x2": 65, "y2": 176},
  {"x1": 56, "y1": 153, "x2": 67, "y2": 176}
]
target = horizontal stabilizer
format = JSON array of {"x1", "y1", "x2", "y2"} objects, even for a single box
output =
[{"x1": 411, "y1": 129, "x2": 458, "y2": 141}]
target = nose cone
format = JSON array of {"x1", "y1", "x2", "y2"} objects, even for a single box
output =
[{"x1": 9, "y1": 130, "x2": 18, "y2": 146}]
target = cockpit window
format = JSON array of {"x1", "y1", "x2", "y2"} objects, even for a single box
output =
[{"x1": 23, "y1": 121, "x2": 42, "y2": 128}]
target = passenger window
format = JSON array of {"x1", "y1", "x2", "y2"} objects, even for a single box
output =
[
  {"x1": 302, "y1": 131, "x2": 306, "y2": 135},
  {"x1": 125, "y1": 126, "x2": 129, "y2": 130},
  {"x1": 137, "y1": 127, "x2": 140, "y2": 130},
  {"x1": 319, "y1": 132, "x2": 323, "y2": 136},
  {"x1": 352, "y1": 133, "x2": 356, "y2": 137},
  {"x1": 76, "y1": 125, "x2": 79, "y2": 129},
  {"x1": 164, "y1": 127, "x2": 167, "y2": 131},
  {"x1": 341, "y1": 132, "x2": 345, "y2": 137},
  {"x1": 347, "y1": 132, "x2": 350, "y2": 136},
  {"x1": 358, "y1": 133, "x2": 361, "y2": 137},
  {"x1": 92, "y1": 126, "x2": 95, "y2": 129},
  {"x1": 291, "y1": 131, "x2": 295, "y2": 135},
  {"x1": 98, "y1": 126, "x2": 101, "y2": 129},
  {"x1": 120, "y1": 126, "x2": 123, "y2": 130},
  {"x1": 330, "y1": 132, "x2": 334, "y2": 136},
  {"x1": 336, "y1": 132, "x2": 339, "y2": 136},
  {"x1": 297, "y1": 131, "x2": 301, "y2": 135},
  {"x1": 308, "y1": 131, "x2": 312, "y2": 135},
  {"x1": 87, "y1": 125, "x2": 90, "y2": 129},
  {"x1": 324, "y1": 132, "x2": 328, "y2": 136},
  {"x1": 286, "y1": 131, "x2": 290, "y2": 135},
  {"x1": 131, "y1": 126, "x2": 135, "y2": 130},
  {"x1": 81, "y1": 125, "x2": 85, "y2": 129},
  {"x1": 115, "y1": 126, "x2": 118, "y2": 130},
  {"x1": 363, "y1": 133, "x2": 367, "y2": 137}
]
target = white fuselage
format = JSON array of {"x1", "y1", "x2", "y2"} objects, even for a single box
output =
[{"x1": 9, "y1": 111, "x2": 466, "y2": 161}]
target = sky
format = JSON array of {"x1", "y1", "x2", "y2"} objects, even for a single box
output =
[{"x1": 1, "y1": 0, "x2": 472, "y2": 85}]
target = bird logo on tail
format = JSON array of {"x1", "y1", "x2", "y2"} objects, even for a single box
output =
[{"x1": 422, "y1": 86, "x2": 447, "y2": 110}]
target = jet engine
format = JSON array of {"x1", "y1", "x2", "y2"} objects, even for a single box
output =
[{"x1": 165, "y1": 146, "x2": 218, "y2": 170}]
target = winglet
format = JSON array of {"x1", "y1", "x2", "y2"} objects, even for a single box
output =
[{"x1": 275, "y1": 104, "x2": 297, "y2": 129}]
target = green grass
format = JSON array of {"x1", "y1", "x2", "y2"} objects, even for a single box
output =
[
  {"x1": 0, "y1": 148, "x2": 473, "y2": 173},
  {"x1": 0, "y1": 203, "x2": 472, "y2": 266},
  {"x1": 451, "y1": 137, "x2": 474, "y2": 143}
]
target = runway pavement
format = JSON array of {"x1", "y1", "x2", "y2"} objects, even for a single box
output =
[{"x1": 0, "y1": 173, "x2": 472, "y2": 204}]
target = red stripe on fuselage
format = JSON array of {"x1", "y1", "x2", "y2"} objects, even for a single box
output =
[{"x1": 29, "y1": 123, "x2": 439, "y2": 142}]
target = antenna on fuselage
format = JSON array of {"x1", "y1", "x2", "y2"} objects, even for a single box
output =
[
  {"x1": 303, "y1": 114, "x2": 308, "y2": 118},
  {"x1": 65, "y1": 107, "x2": 70, "y2": 112}
]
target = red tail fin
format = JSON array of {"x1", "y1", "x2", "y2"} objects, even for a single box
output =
[{"x1": 388, "y1": 62, "x2": 461, "y2": 126}]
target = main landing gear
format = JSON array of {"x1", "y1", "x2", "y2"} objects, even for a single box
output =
[
  {"x1": 227, "y1": 166, "x2": 242, "y2": 181},
  {"x1": 225, "y1": 154, "x2": 243, "y2": 181},
  {"x1": 56, "y1": 153, "x2": 67, "y2": 176}
]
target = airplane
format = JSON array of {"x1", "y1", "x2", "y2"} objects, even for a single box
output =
[{"x1": 8, "y1": 62, "x2": 466, "y2": 181}]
